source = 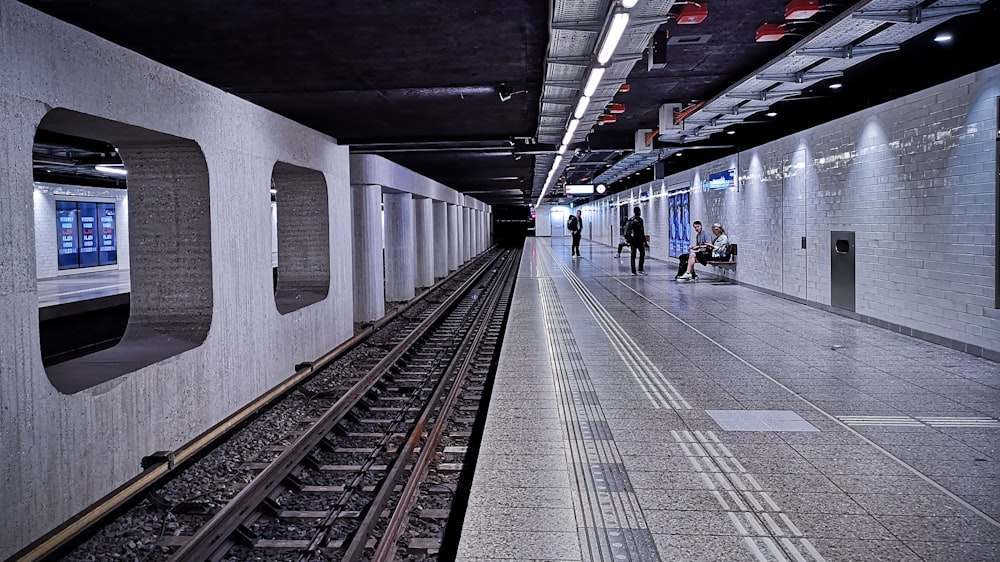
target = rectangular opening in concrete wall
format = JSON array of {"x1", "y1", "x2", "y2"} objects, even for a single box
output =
[
  {"x1": 272, "y1": 162, "x2": 330, "y2": 314},
  {"x1": 34, "y1": 130, "x2": 132, "y2": 368},
  {"x1": 37, "y1": 109, "x2": 213, "y2": 394}
]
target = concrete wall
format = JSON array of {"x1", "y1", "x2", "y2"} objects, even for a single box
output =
[
  {"x1": 581, "y1": 64, "x2": 1000, "y2": 358},
  {"x1": 0, "y1": 2, "x2": 354, "y2": 555}
]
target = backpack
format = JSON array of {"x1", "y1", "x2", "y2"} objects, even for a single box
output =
[
  {"x1": 623, "y1": 218, "x2": 634, "y2": 242},
  {"x1": 568, "y1": 215, "x2": 579, "y2": 232}
]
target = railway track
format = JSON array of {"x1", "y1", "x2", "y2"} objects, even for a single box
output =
[{"x1": 17, "y1": 247, "x2": 520, "y2": 562}]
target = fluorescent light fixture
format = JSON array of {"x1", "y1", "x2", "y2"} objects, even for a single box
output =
[
  {"x1": 557, "y1": 144, "x2": 567, "y2": 154},
  {"x1": 829, "y1": 82, "x2": 843, "y2": 89},
  {"x1": 597, "y1": 12, "x2": 630, "y2": 64},
  {"x1": 95, "y1": 165, "x2": 127, "y2": 176},
  {"x1": 726, "y1": 130, "x2": 736, "y2": 135},
  {"x1": 766, "y1": 111, "x2": 777, "y2": 117},
  {"x1": 934, "y1": 32, "x2": 953, "y2": 43},
  {"x1": 583, "y1": 67, "x2": 606, "y2": 97},
  {"x1": 553, "y1": 155, "x2": 563, "y2": 169},
  {"x1": 574, "y1": 96, "x2": 591, "y2": 119},
  {"x1": 566, "y1": 118, "x2": 580, "y2": 137},
  {"x1": 622, "y1": 0, "x2": 639, "y2": 7}
]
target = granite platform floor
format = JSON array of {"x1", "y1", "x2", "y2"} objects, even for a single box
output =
[{"x1": 456, "y1": 237, "x2": 1000, "y2": 562}]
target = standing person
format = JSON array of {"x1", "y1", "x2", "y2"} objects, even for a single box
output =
[
  {"x1": 676, "y1": 220, "x2": 710, "y2": 279},
  {"x1": 678, "y1": 223, "x2": 729, "y2": 279},
  {"x1": 568, "y1": 210, "x2": 582, "y2": 257},
  {"x1": 624, "y1": 206, "x2": 646, "y2": 275}
]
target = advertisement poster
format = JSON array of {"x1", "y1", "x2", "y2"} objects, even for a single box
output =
[
  {"x1": 56, "y1": 201, "x2": 80, "y2": 270},
  {"x1": 78, "y1": 202, "x2": 99, "y2": 267},
  {"x1": 98, "y1": 202, "x2": 117, "y2": 265},
  {"x1": 55, "y1": 200, "x2": 117, "y2": 270}
]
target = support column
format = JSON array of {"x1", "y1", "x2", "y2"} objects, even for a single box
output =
[
  {"x1": 383, "y1": 192, "x2": 415, "y2": 302},
  {"x1": 351, "y1": 183, "x2": 385, "y2": 322},
  {"x1": 461, "y1": 207, "x2": 471, "y2": 262},
  {"x1": 471, "y1": 209, "x2": 480, "y2": 255},
  {"x1": 413, "y1": 196, "x2": 434, "y2": 289},
  {"x1": 447, "y1": 203, "x2": 460, "y2": 271},
  {"x1": 432, "y1": 200, "x2": 448, "y2": 279}
]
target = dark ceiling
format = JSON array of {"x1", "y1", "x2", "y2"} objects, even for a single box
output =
[{"x1": 22, "y1": 0, "x2": 1000, "y2": 211}]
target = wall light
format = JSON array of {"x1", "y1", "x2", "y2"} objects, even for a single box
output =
[
  {"x1": 597, "y1": 12, "x2": 630, "y2": 64},
  {"x1": 583, "y1": 67, "x2": 606, "y2": 97},
  {"x1": 934, "y1": 32, "x2": 953, "y2": 43}
]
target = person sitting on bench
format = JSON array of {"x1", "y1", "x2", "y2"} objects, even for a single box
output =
[
  {"x1": 616, "y1": 235, "x2": 628, "y2": 257},
  {"x1": 676, "y1": 220, "x2": 710, "y2": 279},
  {"x1": 678, "y1": 223, "x2": 729, "y2": 280}
]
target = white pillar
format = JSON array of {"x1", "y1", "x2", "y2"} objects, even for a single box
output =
[
  {"x1": 351, "y1": 183, "x2": 385, "y2": 322},
  {"x1": 447, "y1": 203, "x2": 459, "y2": 271},
  {"x1": 383, "y1": 192, "x2": 415, "y2": 301},
  {"x1": 413, "y1": 196, "x2": 434, "y2": 289},
  {"x1": 432, "y1": 200, "x2": 448, "y2": 279},
  {"x1": 461, "y1": 207, "x2": 471, "y2": 262}
]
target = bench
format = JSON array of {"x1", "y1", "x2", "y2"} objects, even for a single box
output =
[{"x1": 707, "y1": 243, "x2": 737, "y2": 266}]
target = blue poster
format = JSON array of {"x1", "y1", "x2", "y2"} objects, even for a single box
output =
[
  {"x1": 98, "y1": 203, "x2": 117, "y2": 265},
  {"x1": 667, "y1": 190, "x2": 690, "y2": 257},
  {"x1": 56, "y1": 201, "x2": 80, "y2": 270},
  {"x1": 78, "y1": 202, "x2": 99, "y2": 267},
  {"x1": 55, "y1": 200, "x2": 117, "y2": 270}
]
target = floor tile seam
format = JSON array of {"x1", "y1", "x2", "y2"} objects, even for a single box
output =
[
  {"x1": 538, "y1": 276, "x2": 655, "y2": 544},
  {"x1": 607, "y1": 271, "x2": 1000, "y2": 530},
  {"x1": 551, "y1": 254, "x2": 692, "y2": 410}
]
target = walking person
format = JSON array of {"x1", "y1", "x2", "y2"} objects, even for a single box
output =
[
  {"x1": 624, "y1": 206, "x2": 646, "y2": 275},
  {"x1": 678, "y1": 223, "x2": 729, "y2": 280},
  {"x1": 568, "y1": 210, "x2": 582, "y2": 257},
  {"x1": 676, "y1": 220, "x2": 710, "y2": 279}
]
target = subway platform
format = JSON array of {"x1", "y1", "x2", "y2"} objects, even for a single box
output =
[{"x1": 456, "y1": 237, "x2": 1000, "y2": 561}]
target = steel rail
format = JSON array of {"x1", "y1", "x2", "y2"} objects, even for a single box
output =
[
  {"x1": 167, "y1": 251, "x2": 507, "y2": 561},
  {"x1": 365, "y1": 249, "x2": 519, "y2": 560}
]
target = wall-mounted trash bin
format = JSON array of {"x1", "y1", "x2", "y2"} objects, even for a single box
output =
[{"x1": 831, "y1": 231, "x2": 855, "y2": 312}]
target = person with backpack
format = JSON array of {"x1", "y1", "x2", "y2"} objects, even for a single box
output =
[
  {"x1": 624, "y1": 206, "x2": 646, "y2": 275},
  {"x1": 567, "y1": 210, "x2": 582, "y2": 257}
]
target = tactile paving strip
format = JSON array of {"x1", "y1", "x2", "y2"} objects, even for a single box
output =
[{"x1": 539, "y1": 277, "x2": 660, "y2": 561}]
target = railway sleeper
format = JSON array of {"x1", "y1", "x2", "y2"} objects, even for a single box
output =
[{"x1": 408, "y1": 537, "x2": 442, "y2": 556}]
